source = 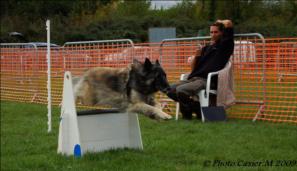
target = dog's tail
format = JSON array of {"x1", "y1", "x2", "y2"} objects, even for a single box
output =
[
  {"x1": 72, "y1": 76, "x2": 81, "y2": 86},
  {"x1": 72, "y1": 76, "x2": 83, "y2": 102}
]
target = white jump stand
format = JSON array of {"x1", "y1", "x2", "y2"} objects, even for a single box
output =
[{"x1": 57, "y1": 71, "x2": 143, "y2": 157}]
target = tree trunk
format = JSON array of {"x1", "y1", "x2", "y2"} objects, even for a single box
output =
[{"x1": 209, "y1": 0, "x2": 216, "y2": 22}]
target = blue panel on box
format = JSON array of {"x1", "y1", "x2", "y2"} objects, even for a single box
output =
[
  {"x1": 74, "y1": 144, "x2": 81, "y2": 157},
  {"x1": 202, "y1": 106, "x2": 227, "y2": 121}
]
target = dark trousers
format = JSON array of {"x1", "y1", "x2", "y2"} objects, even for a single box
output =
[{"x1": 167, "y1": 77, "x2": 206, "y2": 120}]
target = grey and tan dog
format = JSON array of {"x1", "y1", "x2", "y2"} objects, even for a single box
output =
[{"x1": 73, "y1": 58, "x2": 172, "y2": 120}]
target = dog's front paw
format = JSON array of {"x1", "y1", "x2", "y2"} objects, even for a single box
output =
[{"x1": 156, "y1": 111, "x2": 172, "y2": 120}]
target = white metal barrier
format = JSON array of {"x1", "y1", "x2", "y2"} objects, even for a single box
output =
[
  {"x1": 277, "y1": 42, "x2": 297, "y2": 81},
  {"x1": 0, "y1": 43, "x2": 39, "y2": 102},
  {"x1": 62, "y1": 39, "x2": 135, "y2": 73}
]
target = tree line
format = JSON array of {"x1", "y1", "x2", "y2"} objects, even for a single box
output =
[{"x1": 1, "y1": 0, "x2": 296, "y2": 44}]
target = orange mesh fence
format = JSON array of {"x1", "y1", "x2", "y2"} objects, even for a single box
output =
[
  {"x1": 1, "y1": 43, "x2": 43, "y2": 103},
  {"x1": 1, "y1": 38, "x2": 296, "y2": 124},
  {"x1": 261, "y1": 39, "x2": 297, "y2": 123}
]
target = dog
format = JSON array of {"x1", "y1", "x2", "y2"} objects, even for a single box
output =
[{"x1": 73, "y1": 58, "x2": 172, "y2": 120}]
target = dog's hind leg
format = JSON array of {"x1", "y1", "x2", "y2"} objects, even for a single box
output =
[
  {"x1": 72, "y1": 77, "x2": 94, "y2": 105},
  {"x1": 127, "y1": 102, "x2": 172, "y2": 120},
  {"x1": 152, "y1": 99, "x2": 162, "y2": 110}
]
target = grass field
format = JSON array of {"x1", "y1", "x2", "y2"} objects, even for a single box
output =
[{"x1": 1, "y1": 101, "x2": 297, "y2": 171}]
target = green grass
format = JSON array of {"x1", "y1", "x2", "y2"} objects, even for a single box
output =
[{"x1": 1, "y1": 101, "x2": 297, "y2": 171}]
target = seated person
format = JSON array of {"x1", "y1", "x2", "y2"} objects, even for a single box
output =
[{"x1": 167, "y1": 19, "x2": 234, "y2": 120}]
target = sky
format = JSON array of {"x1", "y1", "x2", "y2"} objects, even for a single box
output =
[
  {"x1": 149, "y1": 0, "x2": 283, "y2": 10},
  {"x1": 150, "y1": 0, "x2": 183, "y2": 10}
]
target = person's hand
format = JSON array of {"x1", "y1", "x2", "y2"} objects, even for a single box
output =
[
  {"x1": 187, "y1": 55, "x2": 194, "y2": 63},
  {"x1": 216, "y1": 19, "x2": 233, "y2": 28},
  {"x1": 195, "y1": 48, "x2": 202, "y2": 57},
  {"x1": 188, "y1": 48, "x2": 201, "y2": 63}
]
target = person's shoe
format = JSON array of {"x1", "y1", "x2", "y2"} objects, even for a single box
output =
[
  {"x1": 191, "y1": 101, "x2": 202, "y2": 119},
  {"x1": 180, "y1": 104, "x2": 193, "y2": 120},
  {"x1": 195, "y1": 112, "x2": 202, "y2": 120},
  {"x1": 182, "y1": 115, "x2": 193, "y2": 120},
  {"x1": 166, "y1": 90, "x2": 178, "y2": 102}
]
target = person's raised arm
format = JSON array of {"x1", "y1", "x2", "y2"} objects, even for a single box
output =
[
  {"x1": 216, "y1": 19, "x2": 234, "y2": 44},
  {"x1": 216, "y1": 19, "x2": 233, "y2": 28}
]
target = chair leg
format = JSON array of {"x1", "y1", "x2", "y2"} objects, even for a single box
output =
[
  {"x1": 175, "y1": 102, "x2": 179, "y2": 120},
  {"x1": 198, "y1": 90, "x2": 209, "y2": 123},
  {"x1": 200, "y1": 108, "x2": 205, "y2": 122}
]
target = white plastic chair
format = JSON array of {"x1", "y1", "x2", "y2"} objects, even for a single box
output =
[{"x1": 176, "y1": 62, "x2": 232, "y2": 122}]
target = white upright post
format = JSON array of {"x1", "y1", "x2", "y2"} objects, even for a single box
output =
[{"x1": 46, "y1": 19, "x2": 52, "y2": 133}]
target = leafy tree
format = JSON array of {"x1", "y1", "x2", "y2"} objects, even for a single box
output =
[{"x1": 1, "y1": 0, "x2": 296, "y2": 43}]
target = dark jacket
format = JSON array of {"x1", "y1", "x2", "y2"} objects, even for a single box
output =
[{"x1": 188, "y1": 27, "x2": 234, "y2": 80}]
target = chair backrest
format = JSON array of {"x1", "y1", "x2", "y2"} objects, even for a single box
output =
[
  {"x1": 205, "y1": 61, "x2": 233, "y2": 96},
  {"x1": 180, "y1": 73, "x2": 189, "y2": 81},
  {"x1": 208, "y1": 61, "x2": 232, "y2": 89},
  {"x1": 216, "y1": 61, "x2": 235, "y2": 108},
  {"x1": 224, "y1": 61, "x2": 232, "y2": 70}
]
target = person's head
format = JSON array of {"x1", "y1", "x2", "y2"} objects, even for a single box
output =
[{"x1": 210, "y1": 22, "x2": 225, "y2": 43}]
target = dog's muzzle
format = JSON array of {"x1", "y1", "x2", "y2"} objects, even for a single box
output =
[{"x1": 161, "y1": 87, "x2": 171, "y2": 94}]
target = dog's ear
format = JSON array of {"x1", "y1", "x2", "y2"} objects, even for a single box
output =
[
  {"x1": 132, "y1": 58, "x2": 142, "y2": 70},
  {"x1": 155, "y1": 60, "x2": 160, "y2": 66},
  {"x1": 144, "y1": 58, "x2": 152, "y2": 71},
  {"x1": 133, "y1": 58, "x2": 141, "y2": 64}
]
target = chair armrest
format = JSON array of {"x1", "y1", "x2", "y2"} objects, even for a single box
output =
[
  {"x1": 205, "y1": 71, "x2": 219, "y2": 98},
  {"x1": 205, "y1": 62, "x2": 232, "y2": 98},
  {"x1": 180, "y1": 73, "x2": 190, "y2": 81}
]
